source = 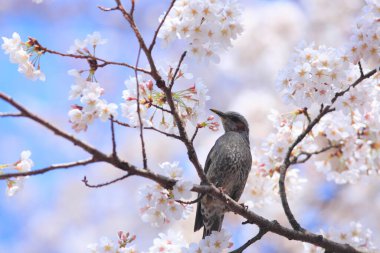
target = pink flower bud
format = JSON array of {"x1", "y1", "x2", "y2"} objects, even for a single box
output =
[
  {"x1": 207, "y1": 115, "x2": 214, "y2": 121},
  {"x1": 147, "y1": 80, "x2": 154, "y2": 91}
]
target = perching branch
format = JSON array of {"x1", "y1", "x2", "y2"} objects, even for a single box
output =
[
  {"x1": 0, "y1": 157, "x2": 96, "y2": 180},
  {"x1": 0, "y1": 91, "x2": 367, "y2": 253},
  {"x1": 278, "y1": 66, "x2": 379, "y2": 232}
]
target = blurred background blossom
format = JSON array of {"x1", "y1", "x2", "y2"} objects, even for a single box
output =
[{"x1": 1, "y1": 0, "x2": 379, "y2": 252}]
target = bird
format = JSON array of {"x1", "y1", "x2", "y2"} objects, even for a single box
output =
[{"x1": 194, "y1": 109, "x2": 252, "y2": 238}]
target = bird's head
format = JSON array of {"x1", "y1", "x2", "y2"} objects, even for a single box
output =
[{"x1": 210, "y1": 109, "x2": 249, "y2": 134}]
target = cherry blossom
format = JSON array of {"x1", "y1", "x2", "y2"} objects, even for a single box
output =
[
  {"x1": 120, "y1": 66, "x2": 210, "y2": 132},
  {"x1": 303, "y1": 222, "x2": 377, "y2": 253},
  {"x1": 67, "y1": 69, "x2": 118, "y2": 132},
  {"x1": 68, "y1": 31, "x2": 107, "y2": 54},
  {"x1": 138, "y1": 162, "x2": 193, "y2": 227},
  {"x1": 346, "y1": 0, "x2": 380, "y2": 67},
  {"x1": 1, "y1": 33, "x2": 46, "y2": 81},
  {"x1": 158, "y1": 0, "x2": 243, "y2": 62}
]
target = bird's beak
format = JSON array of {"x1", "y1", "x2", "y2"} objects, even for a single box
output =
[{"x1": 210, "y1": 109, "x2": 226, "y2": 118}]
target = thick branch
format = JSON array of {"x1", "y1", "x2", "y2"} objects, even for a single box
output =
[
  {"x1": 0, "y1": 91, "x2": 367, "y2": 252},
  {"x1": 0, "y1": 92, "x2": 110, "y2": 161},
  {"x1": 0, "y1": 157, "x2": 96, "y2": 180}
]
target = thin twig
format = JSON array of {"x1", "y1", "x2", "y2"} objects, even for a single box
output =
[
  {"x1": 290, "y1": 144, "x2": 342, "y2": 165},
  {"x1": 112, "y1": 119, "x2": 182, "y2": 139},
  {"x1": 169, "y1": 51, "x2": 187, "y2": 90},
  {"x1": 114, "y1": 0, "x2": 162, "y2": 81},
  {"x1": 110, "y1": 116, "x2": 117, "y2": 158},
  {"x1": 229, "y1": 228, "x2": 268, "y2": 253},
  {"x1": 135, "y1": 47, "x2": 148, "y2": 170},
  {"x1": 39, "y1": 45, "x2": 151, "y2": 75},
  {"x1": 301, "y1": 107, "x2": 311, "y2": 125},
  {"x1": 97, "y1": 5, "x2": 119, "y2": 12},
  {"x1": 278, "y1": 66, "x2": 379, "y2": 231},
  {"x1": 176, "y1": 193, "x2": 204, "y2": 205},
  {"x1": 150, "y1": 103, "x2": 172, "y2": 114},
  {"x1": 82, "y1": 173, "x2": 131, "y2": 188},
  {"x1": 130, "y1": 0, "x2": 135, "y2": 16},
  {"x1": 0, "y1": 112, "x2": 24, "y2": 117},
  {"x1": 358, "y1": 61, "x2": 364, "y2": 77},
  {"x1": 191, "y1": 126, "x2": 200, "y2": 143},
  {"x1": 0, "y1": 157, "x2": 96, "y2": 180},
  {"x1": 148, "y1": 0, "x2": 177, "y2": 52}
]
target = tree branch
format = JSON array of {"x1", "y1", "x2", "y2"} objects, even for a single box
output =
[
  {"x1": 0, "y1": 112, "x2": 24, "y2": 117},
  {"x1": 110, "y1": 116, "x2": 117, "y2": 158},
  {"x1": 148, "y1": 0, "x2": 177, "y2": 52},
  {"x1": 82, "y1": 173, "x2": 131, "y2": 188},
  {"x1": 290, "y1": 143, "x2": 342, "y2": 165},
  {"x1": 112, "y1": 119, "x2": 182, "y2": 140},
  {"x1": 176, "y1": 193, "x2": 204, "y2": 205},
  {"x1": 0, "y1": 157, "x2": 96, "y2": 180},
  {"x1": 134, "y1": 47, "x2": 148, "y2": 170},
  {"x1": 278, "y1": 66, "x2": 379, "y2": 231},
  {"x1": 169, "y1": 51, "x2": 187, "y2": 90},
  {"x1": 0, "y1": 91, "x2": 367, "y2": 253},
  {"x1": 229, "y1": 227, "x2": 268, "y2": 253},
  {"x1": 39, "y1": 44, "x2": 151, "y2": 75},
  {"x1": 113, "y1": 0, "x2": 162, "y2": 81}
]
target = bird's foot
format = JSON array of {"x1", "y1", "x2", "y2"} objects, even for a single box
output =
[{"x1": 240, "y1": 202, "x2": 249, "y2": 211}]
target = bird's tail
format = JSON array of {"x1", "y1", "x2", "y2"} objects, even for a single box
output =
[{"x1": 202, "y1": 214, "x2": 224, "y2": 239}]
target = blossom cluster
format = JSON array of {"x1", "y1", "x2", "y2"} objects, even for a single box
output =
[
  {"x1": 312, "y1": 108, "x2": 380, "y2": 184},
  {"x1": 120, "y1": 65, "x2": 211, "y2": 133},
  {"x1": 0, "y1": 150, "x2": 34, "y2": 196},
  {"x1": 183, "y1": 229, "x2": 233, "y2": 253},
  {"x1": 158, "y1": 0, "x2": 243, "y2": 62},
  {"x1": 87, "y1": 231, "x2": 137, "y2": 253},
  {"x1": 1, "y1": 32, "x2": 46, "y2": 81},
  {"x1": 138, "y1": 162, "x2": 193, "y2": 227},
  {"x1": 67, "y1": 69, "x2": 118, "y2": 132},
  {"x1": 68, "y1": 31, "x2": 108, "y2": 55},
  {"x1": 347, "y1": 0, "x2": 380, "y2": 68},
  {"x1": 276, "y1": 42, "x2": 352, "y2": 108},
  {"x1": 244, "y1": 141, "x2": 307, "y2": 210},
  {"x1": 303, "y1": 222, "x2": 377, "y2": 253},
  {"x1": 87, "y1": 229, "x2": 233, "y2": 253}
]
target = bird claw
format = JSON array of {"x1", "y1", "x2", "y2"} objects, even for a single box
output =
[
  {"x1": 240, "y1": 203, "x2": 249, "y2": 211},
  {"x1": 218, "y1": 187, "x2": 226, "y2": 194}
]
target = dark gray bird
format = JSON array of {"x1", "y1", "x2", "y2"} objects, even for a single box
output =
[{"x1": 194, "y1": 109, "x2": 252, "y2": 238}]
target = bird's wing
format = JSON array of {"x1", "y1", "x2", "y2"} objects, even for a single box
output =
[{"x1": 194, "y1": 142, "x2": 217, "y2": 232}]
